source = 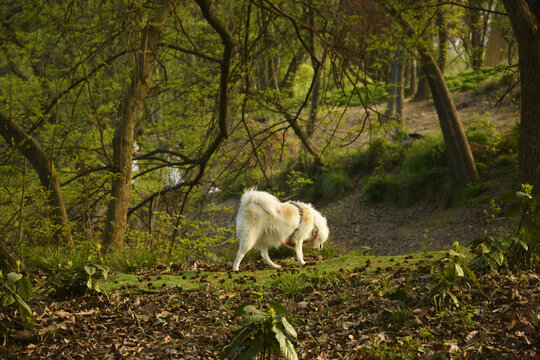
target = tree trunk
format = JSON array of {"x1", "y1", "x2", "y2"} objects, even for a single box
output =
[
  {"x1": 0, "y1": 113, "x2": 72, "y2": 245},
  {"x1": 421, "y1": 53, "x2": 480, "y2": 186},
  {"x1": 408, "y1": 58, "x2": 418, "y2": 98},
  {"x1": 412, "y1": 61, "x2": 431, "y2": 101},
  {"x1": 436, "y1": 1, "x2": 447, "y2": 73},
  {"x1": 466, "y1": 0, "x2": 486, "y2": 70},
  {"x1": 501, "y1": 0, "x2": 540, "y2": 197},
  {"x1": 383, "y1": 48, "x2": 405, "y2": 130},
  {"x1": 484, "y1": 11, "x2": 508, "y2": 66},
  {"x1": 379, "y1": 1, "x2": 479, "y2": 186},
  {"x1": 102, "y1": 0, "x2": 179, "y2": 251}
]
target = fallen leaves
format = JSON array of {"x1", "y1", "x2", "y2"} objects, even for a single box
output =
[{"x1": 0, "y1": 262, "x2": 539, "y2": 359}]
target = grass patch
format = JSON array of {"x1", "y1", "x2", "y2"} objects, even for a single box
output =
[{"x1": 99, "y1": 252, "x2": 439, "y2": 294}]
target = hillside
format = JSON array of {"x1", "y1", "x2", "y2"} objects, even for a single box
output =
[{"x1": 323, "y1": 88, "x2": 519, "y2": 255}]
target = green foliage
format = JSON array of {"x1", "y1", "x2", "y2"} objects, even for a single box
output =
[
  {"x1": 465, "y1": 113, "x2": 500, "y2": 162},
  {"x1": 0, "y1": 270, "x2": 35, "y2": 335},
  {"x1": 350, "y1": 138, "x2": 401, "y2": 176},
  {"x1": 47, "y1": 258, "x2": 109, "y2": 297},
  {"x1": 444, "y1": 66, "x2": 508, "y2": 92},
  {"x1": 222, "y1": 298, "x2": 298, "y2": 360},
  {"x1": 472, "y1": 185, "x2": 540, "y2": 271},
  {"x1": 362, "y1": 136, "x2": 453, "y2": 204},
  {"x1": 426, "y1": 242, "x2": 478, "y2": 309}
]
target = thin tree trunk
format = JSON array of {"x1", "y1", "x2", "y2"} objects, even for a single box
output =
[
  {"x1": 103, "y1": 0, "x2": 179, "y2": 251},
  {"x1": 466, "y1": 0, "x2": 485, "y2": 70},
  {"x1": 409, "y1": 58, "x2": 418, "y2": 98},
  {"x1": 501, "y1": 0, "x2": 540, "y2": 198},
  {"x1": 437, "y1": 1, "x2": 448, "y2": 73},
  {"x1": 0, "y1": 113, "x2": 72, "y2": 245}
]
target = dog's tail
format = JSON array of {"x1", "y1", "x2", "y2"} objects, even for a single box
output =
[{"x1": 240, "y1": 188, "x2": 279, "y2": 216}]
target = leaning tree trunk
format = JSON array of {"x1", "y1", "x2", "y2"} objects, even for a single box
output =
[
  {"x1": 103, "y1": 0, "x2": 179, "y2": 251},
  {"x1": 379, "y1": 1, "x2": 479, "y2": 187},
  {"x1": 421, "y1": 52, "x2": 480, "y2": 186},
  {"x1": 0, "y1": 113, "x2": 72, "y2": 245},
  {"x1": 501, "y1": 0, "x2": 540, "y2": 197}
]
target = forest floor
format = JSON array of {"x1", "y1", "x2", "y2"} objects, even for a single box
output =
[
  {"x1": 323, "y1": 88, "x2": 520, "y2": 256},
  {"x1": 3, "y1": 89, "x2": 537, "y2": 360},
  {"x1": 3, "y1": 256, "x2": 538, "y2": 359}
]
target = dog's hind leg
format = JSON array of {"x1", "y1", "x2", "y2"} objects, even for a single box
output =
[
  {"x1": 233, "y1": 227, "x2": 257, "y2": 271},
  {"x1": 295, "y1": 242, "x2": 306, "y2": 267},
  {"x1": 233, "y1": 248, "x2": 247, "y2": 272},
  {"x1": 260, "y1": 248, "x2": 281, "y2": 269}
]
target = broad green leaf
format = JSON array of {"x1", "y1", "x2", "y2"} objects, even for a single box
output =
[
  {"x1": 493, "y1": 251, "x2": 504, "y2": 266},
  {"x1": 272, "y1": 326, "x2": 298, "y2": 360},
  {"x1": 280, "y1": 316, "x2": 297, "y2": 339},
  {"x1": 267, "y1": 300, "x2": 291, "y2": 319},
  {"x1": 454, "y1": 264, "x2": 464, "y2": 277},
  {"x1": 237, "y1": 338, "x2": 264, "y2": 360},
  {"x1": 447, "y1": 291, "x2": 459, "y2": 307},
  {"x1": 479, "y1": 243, "x2": 490, "y2": 254},
  {"x1": 516, "y1": 191, "x2": 532, "y2": 199},
  {"x1": 448, "y1": 249, "x2": 464, "y2": 259},
  {"x1": 244, "y1": 313, "x2": 265, "y2": 324},
  {"x1": 84, "y1": 265, "x2": 96, "y2": 276},
  {"x1": 234, "y1": 302, "x2": 255, "y2": 317},
  {"x1": 14, "y1": 293, "x2": 35, "y2": 329},
  {"x1": 2, "y1": 294, "x2": 15, "y2": 307},
  {"x1": 496, "y1": 190, "x2": 516, "y2": 203},
  {"x1": 16, "y1": 277, "x2": 34, "y2": 299},
  {"x1": 7, "y1": 272, "x2": 23, "y2": 283}
]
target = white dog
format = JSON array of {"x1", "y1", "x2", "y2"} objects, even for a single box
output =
[{"x1": 233, "y1": 189, "x2": 329, "y2": 271}]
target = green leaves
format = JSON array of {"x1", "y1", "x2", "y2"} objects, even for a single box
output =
[
  {"x1": 222, "y1": 299, "x2": 298, "y2": 360},
  {"x1": 426, "y1": 242, "x2": 478, "y2": 309},
  {"x1": 1, "y1": 271, "x2": 35, "y2": 331}
]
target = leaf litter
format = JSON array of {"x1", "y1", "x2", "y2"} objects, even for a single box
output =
[{"x1": 1, "y1": 258, "x2": 539, "y2": 359}]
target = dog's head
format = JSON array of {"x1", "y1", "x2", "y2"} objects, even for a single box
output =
[{"x1": 307, "y1": 209, "x2": 329, "y2": 251}]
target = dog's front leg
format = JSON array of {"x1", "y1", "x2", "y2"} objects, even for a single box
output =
[{"x1": 295, "y1": 241, "x2": 306, "y2": 267}]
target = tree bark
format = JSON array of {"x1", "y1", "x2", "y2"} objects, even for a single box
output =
[
  {"x1": 0, "y1": 113, "x2": 72, "y2": 244},
  {"x1": 103, "y1": 0, "x2": 179, "y2": 251},
  {"x1": 408, "y1": 58, "x2": 418, "y2": 98},
  {"x1": 484, "y1": 9, "x2": 508, "y2": 66},
  {"x1": 501, "y1": 0, "x2": 540, "y2": 197},
  {"x1": 379, "y1": 1, "x2": 479, "y2": 186},
  {"x1": 436, "y1": 1, "x2": 448, "y2": 73},
  {"x1": 421, "y1": 52, "x2": 480, "y2": 186},
  {"x1": 412, "y1": 62, "x2": 431, "y2": 101}
]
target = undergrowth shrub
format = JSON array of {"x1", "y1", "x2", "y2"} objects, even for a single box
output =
[
  {"x1": 471, "y1": 184, "x2": 540, "y2": 271},
  {"x1": 0, "y1": 270, "x2": 35, "y2": 339},
  {"x1": 223, "y1": 297, "x2": 298, "y2": 360}
]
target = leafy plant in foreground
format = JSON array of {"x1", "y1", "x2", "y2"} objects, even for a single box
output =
[
  {"x1": 0, "y1": 270, "x2": 35, "y2": 337},
  {"x1": 471, "y1": 184, "x2": 540, "y2": 271},
  {"x1": 425, "y1": 242, "x2": 479, "y2": 309},
  {"x1": 49, "y1": 259, "x2": 109, "y2": 297},
  {"x1": 222, "y1": 297, "x2": 298, "y2": 360}
]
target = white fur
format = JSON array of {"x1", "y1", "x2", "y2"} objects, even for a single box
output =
[{"x1": 233, "y1": 189, "x2": 329, "y2": 271}]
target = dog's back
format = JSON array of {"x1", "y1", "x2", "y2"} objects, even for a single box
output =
[{"x1": 239, "y1": 188, "x2": 280, "y2": 217}]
